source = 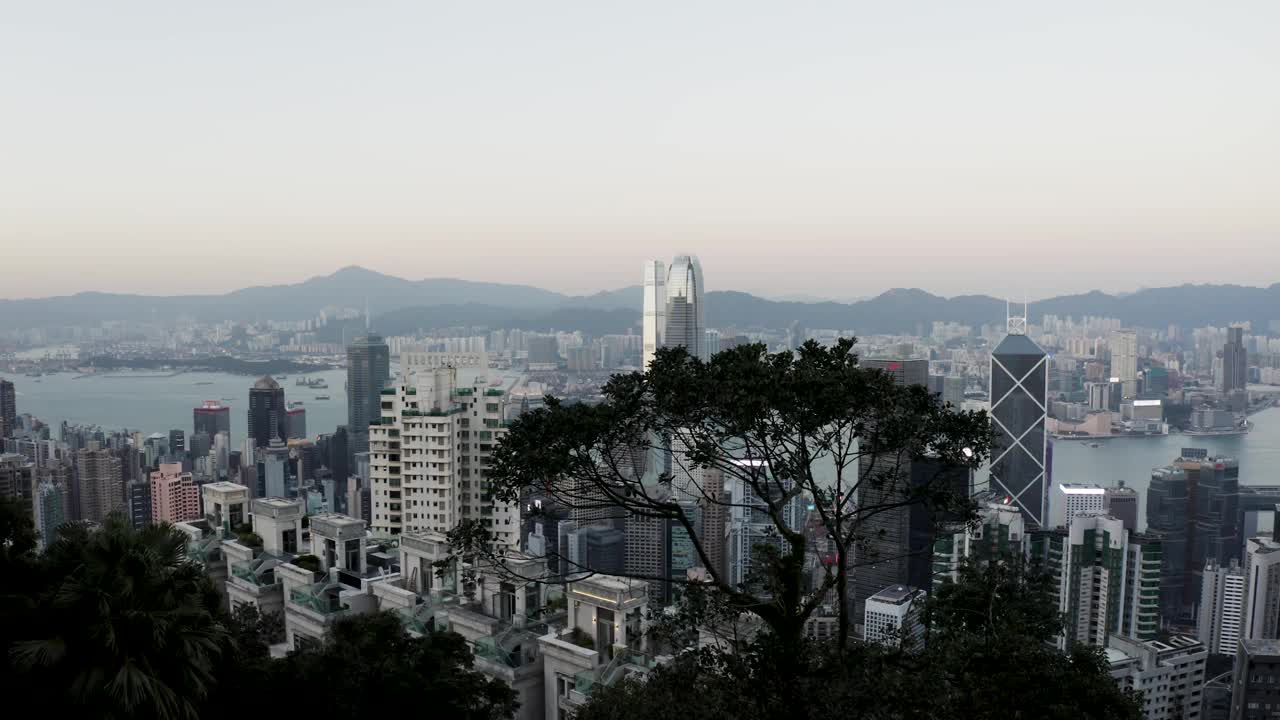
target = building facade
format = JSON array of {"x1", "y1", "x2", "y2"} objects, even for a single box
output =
[
  {"x1": 642, "y1": 260, "x2": 665, "y2": 370},
  {"x1": 346, "y1": 334, "x2": 391, "y2": 458},
  {"x1": 76, "y1": 445, "x2": 123, "y2": 522},
  {"x1": 1200, "y1": 558, "x2": 1246, "y2": 656},
  {"x1": 663, "y1": 255, "x2": 706, "y2": 361},
  {"x1": 1108, "y1": 635, "x2": 1206, "y2": 720},
  {"x1": 150, "y1": 462, "x2": 200, "y2": 524},
  {"x1": 248, "y1": 376, "x2": 287, "y2": 449},
  {"x1": 989, "y1": 327, "x2": 1049, "y2": 528}
]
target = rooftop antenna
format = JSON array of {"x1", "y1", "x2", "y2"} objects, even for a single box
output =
[{"x1": 1007, "y1": 296, "x2": 1027, "y2": 336}]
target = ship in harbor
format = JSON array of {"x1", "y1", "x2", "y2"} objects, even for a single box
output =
[{"x1": 296, "y1": 377, "x2": 328, "y2": 389}]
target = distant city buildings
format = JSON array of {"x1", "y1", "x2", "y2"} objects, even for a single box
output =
[
  {"x1": 346, "y1": 333, "x2": 390, "y2": 458},
  {"x1": 0, "y1": 378, "x2": 15, "y2": 438},
  {"x1": 1109, "y1": 329, "x2": 1139, "y2": 398},
  {"x1": 1223, "y1": 326, "x2": 1248, "y2": 394},
  {"x1": 662, "y1": 255, "x2": 707, "y2": 361},
  {"x1": 248, "y1": 376, "x2": 287, "y2": 449}
]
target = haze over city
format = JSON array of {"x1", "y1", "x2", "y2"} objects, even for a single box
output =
[{"x1": 3, "y1": 1, "x2": 1279, "y2": 299}]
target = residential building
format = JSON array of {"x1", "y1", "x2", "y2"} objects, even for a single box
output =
[
  {"x1": 202, "y1": 481, "x2": 250, "y2": 534},
  {"x1": 863, "y1": 585, "x2": 925, "y2": 647},
  {"x1": 346, "y1": 333, "x2": 391, "y2": 457},
  {"x1": 1061, "y1": 514, "x2": 1160, "y2": 647},
  {"x1": 1107, "y1": 634, "x2": 1206, "y2": 720},
  {"x1": 126, "y1": 479, "x2": 151, "y2": 529},
  {"x1": 248, "y1": 376, "x2": 287, "y2": 449},
  {"x1": 0, "y1": 452, "x2": 35, "y2": 517},
  {"x1": 150, "y1": 462, "x2": 200, "y2": 524},
  {"x1": 538, "y1": 575, "x2": 657, "y2": 719},
  {"x1": 260, "y1": 437, "x2": 289, "y2": 498},
  {"x1": 642, "y1": 260, "x2": 665, "y2": 370},
  {"x1": 1242, "y1": 537, "x2": 1280, "y2": 642},
  {"x1": 223, "y1": 496, "x2": 304, "y2": 619},
  {"x1": 1200, "y1": 559, "x2": 1246, "y2": 655},
  {"x1": 368, "y1": 367, "x2": 521, "y2": 548},
  {"x1": 932, "y1": 493, "x2": 1027, "y2": 589},
  {"x1": 1231, "y1": 639, "x2": 1280, "y2": 720},
  {"x1": 1110, "y1": 329, "x2": 1139, "y2": 398},
  {"x1": 624, "y1": 509, "x2": 671, "y2": 606},
  {"x1": 76, "y1": 444, "x2": 123, "y2": 522},
  {"x1": 989, "y1": 315, "x2": 1049, "y2": 528},
  {"x1": 32, "y1": 479, "x2": 68, "y2": 550},
  {"x1": 663, "y1": 255, "x2": 706, "y2": 361}
]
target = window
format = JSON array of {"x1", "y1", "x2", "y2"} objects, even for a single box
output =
[{"x1": 556, "y1": 674, "x2": 572, "y2": 697}]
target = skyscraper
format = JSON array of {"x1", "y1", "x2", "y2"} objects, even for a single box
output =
[
  {"x1": 1223, "y1": 326, "x2": 1248, "y2": 393},
  {"x1": 346, "y1": 334, "x2": 390, "y2": 457},
  {"x1": 149, "y1": 462, "x2": 200, "y2": 524},
  {"x1": 989, "y1": 309, "x2": 1049, "y2": 528},
  {"x1": 642, "y1": 260, "x2": 666, "y2": 370},
  {"x1": 0, "y1": 379, "x2": 15, "y2": 438},
  {"x1": 1109, "y1": 329, "x2": 1138, "y2": 398},
  {"x1": 32, "y1": 480, "x2": 68, "y2": 550},
  {"x1": 1199, "y1": 558, "x2": 1246, "y2": 655},
  {"x1": 663, "y1": 255, "x2": 706, "y2": 361},
  {"x1": 287, "y1": 403, "x2": 307, "y2": 439},
  {"x1": 1059, "y1": 513, "x2": 1160, "y2": 647},
  {"x1": 1243, "y1": 537, "x2": 1280, "y2": 642},
  {"x1": 248, "y1": 376, "x2": 287, "y2": 449},
  {"x1": 193, "y1": 400, "x2": 231, "y2": 444},
  {"x1": 77, "y1": 444, "x2": 123, "y2": 523}
]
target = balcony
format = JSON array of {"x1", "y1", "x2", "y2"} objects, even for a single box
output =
[
  {"x1": 474, "y1": 621, "x2": 548, "y2": 669},
  {"x1": 572, "y1": 649, "x2": 659, "y2": 700},
  {"x1": 290, "y1": 581, "x2": 349, "y2": 616}
]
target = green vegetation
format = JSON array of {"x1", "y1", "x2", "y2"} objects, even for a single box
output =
[{"x1": 293, "y1": 554, "x2": 322, "y2": 573}]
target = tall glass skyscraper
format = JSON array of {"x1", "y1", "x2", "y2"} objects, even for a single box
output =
[
  {"x1": 248, "y1": 376, "x2": 287, "y2": 449},
  {"x1": 642, "y1": 260, "x2": 665, "y2": 370},
  {"x1": 347, "y1": 334, "x2": 390, "y2": 458},
  {"x1": 663, "y1": 255, "x2": 706, "y2": 361},
  {"x1": 989, "y1": 314, "x2": 1049, "y2": 528}
]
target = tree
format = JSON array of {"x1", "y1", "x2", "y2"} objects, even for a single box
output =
[
  {"x1": 576, "y1": 559, "x2": 1143, "y2": 720},
  {"x1": 242, "y1": 612, "x2": 517, "y2": 719},
  {"x1": 456, "y1": 340, "x2": 991, "y2": 652},
  {"x1": 9, "y1": 515, "x2": 228, "y2": 720}
]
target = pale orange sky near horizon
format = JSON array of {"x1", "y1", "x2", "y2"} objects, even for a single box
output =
[{"x1": 2, "y1": 2, "x2": 1278, "y2": 300}]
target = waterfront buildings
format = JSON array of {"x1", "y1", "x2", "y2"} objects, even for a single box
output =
[
  {"x1": 1105, "y1": 484, "x2": 1140, "y2": 532},
  {"x1": 368, "y1": 366, "x2": 520, "y2": 548},
  {"x1": 193, "y1": 400, "x2": 231, "y2": 443},
  {"x1": 0, "y1": 378, "x2": 15, "y2": 438},
  {"x1": 1224, "y1": 326, "x2": 1248, "y2": 394},
  {"x1": 1110, "y1": 329, "x2": 1139, "y2": 399},
  {"x1": 642, "y1": 260, "x2": 665, "y2": 370},
  {"x1": 663, "y1": 255, "x2": 706, "y2": 361},
  {"x1": 346, "y1": 333, "x2": 390, "y2": 457},
  {"x1": 248, "y1": 376, "x2": 287, "y2": 449},
  {"x1": 287, "y1": 403, "x2": 306, "y2": 440},
  {"x1": 1054, "y1": 483, "x2": 1106, "y2": 528},
  {"x1": 989, "y1": 316, "x2": 1049, "y2": 528}
]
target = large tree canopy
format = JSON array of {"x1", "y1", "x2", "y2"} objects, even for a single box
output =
[{"x1": 469, "y1": 340, "x2": 992, "y2": 649}]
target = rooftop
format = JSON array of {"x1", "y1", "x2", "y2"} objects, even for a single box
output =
[
  {"x1": 993, "y1": 333, "x2": 1046, "y2": 357},
  {"x1": 203, "y1": 481, "x2": 248, "y2": 494},
  {"x1": 253, "y1": 375, "x2": 281, "y2": 390},
  {"x1": 1059, "y1": 484, "x2": 1105, "y2": 495},
  {"x1": 1245, "y1": 638, "x2": 1280, "y2": 657},
  {"x1": 868, "y1": 585, "x2": 923, "y2": 605}
]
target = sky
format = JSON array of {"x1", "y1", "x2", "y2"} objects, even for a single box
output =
[{"x1": 2, "y1": 2, "x2": 1278, "y2": 301}]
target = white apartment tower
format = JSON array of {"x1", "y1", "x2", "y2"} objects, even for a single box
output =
[
  {"x1": 1243, "y1": 537, "x2": 1280, "y2": 642},
  {"x1": 1199, "y1": 558, "x2": 1246, "y2": 655},
  {"x1": 1109, "y1": 329, "x2": 1139, "y2": 399},
  {"x1": 1054, "y1": 483, "x2": 1106, "y2": 529},
  {"x1": 368, "y1": 367, "x2": 520, "y2": 549},
  {"x1": 642, "y1": 260, "x2": 665, "y2": 371}
]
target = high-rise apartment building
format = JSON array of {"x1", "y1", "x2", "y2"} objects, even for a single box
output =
[
  {"x1": 1223, "y1": 326, "x2": 1248, "y2": 394},
  {"x1": 932, "y1": 494, "x2": 1027, "y2": 589},
  {"x1": 624, "y1": 509, "x2": 671, "y2": 606},
  {"x1": 989, "y1": 316, "x2": 1049, "y2": 528},
  {"x1": 1108, "y1": 635, "x2": 1206, "y2": 720},
  {"x1": 126, "y1": 479, "x2": 152, "y2": 529},
  {"x1": 863, "y1": 585, "x2": 925, "y2": 647},
  {"x1": 0, "y1": 453, "x2": 35, "y2": 517},
  {"x1": 0, "y1": 379, "x2": 15, "y2": 438},
  {"x1": 260, "y1": 437, "x2": 289, "y2": 498},
  {"x1": 1242, "y1": 537, "x2": 1280, "y2": 642},
  {"x1": 149, "y1": 462, "x2": 200, "y2": 524},
  {"x1": 32, "y1": 480, "x2": 68, "y2": 550},
  {"x1": 642, "y1": 260, "x2": 665, "y2": 370},
  {"x1": 248, "y1": 376, "x2": 287, "y2": 449},
  {"x1": 77, "y1": 445, "x2": 123, "y2": 523},
  {"x1": 368, "y1": 367, "x2": 520, "y2": 549},
  {"x1": 1199, "y1": 559, "x2": 1246, "y2": 655},
  {"x1": 663, "y1": 255, "x2": 706, "y2": 361},
  {"x1": 1109, "y1": 329, "x2": 1139, "y2": 398},
  {"x1": 1060, "y1": 514, "x2": 1160, "y2": 647},
  {"x1": 346, "y1": 334, "x2": 390, "y2": 458}
]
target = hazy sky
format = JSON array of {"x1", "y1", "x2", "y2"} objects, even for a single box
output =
[{"x1": 3, "y1": 2, "x2": 1278, "y2": 301}]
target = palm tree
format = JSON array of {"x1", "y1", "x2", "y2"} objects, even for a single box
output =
[{"x1": 11, "y1": 515, "x2": 227, "y2": 719}]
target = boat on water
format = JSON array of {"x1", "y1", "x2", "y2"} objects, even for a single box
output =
[
  {"x1": 194, "y1": 381, "x2": 214, "y2": 386},
  {"x1": 1087, "y1": 442, "x2": 1101, "y2": 448},
  {"x1": 315, "y1": 395, "x2": 330, "y2": 400},
  {"x1": 275, "y1": 375, "x2": 288, "y2": 380},
  {"x1": 221, "y1": 397, "x2": 235, "y2": 401}
]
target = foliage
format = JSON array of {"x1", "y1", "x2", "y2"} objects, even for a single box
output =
[
  {"x1": 293, "y1": 554, "x2": 323, "y2": 573},
  {"x1": 9, "y1": 515, "x2": 228, "y2": 720},
  {"x1": 462, "y1": 340, "x2": 992, "y2": 650},
  {"x1": 578, "y1": 559, "x2": 1142, "y2": 720},
  {"x1": 229, "y1": 612, "x2": 518, "y2": 720}
]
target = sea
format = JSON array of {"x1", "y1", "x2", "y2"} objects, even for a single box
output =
[{"x1": 4, "y1": 367, "x2": 1280, "y2": 530}]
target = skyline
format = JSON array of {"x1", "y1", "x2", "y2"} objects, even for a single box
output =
[{"x1": 3, "y1": 2, "x2": 1278, "y2": 299}]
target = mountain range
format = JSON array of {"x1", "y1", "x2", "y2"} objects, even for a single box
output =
[{"x1": 2, "y1": 265, "x2": 1278, "y2": 337}]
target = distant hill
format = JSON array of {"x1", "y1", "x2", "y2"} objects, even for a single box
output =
[{"x1": 2, "y1": 266, "x2": 1278, "y2": 336}]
